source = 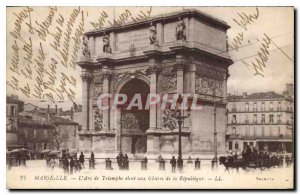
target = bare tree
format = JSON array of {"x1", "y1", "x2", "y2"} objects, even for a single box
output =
[{"x1": 53, "y1": 126, "x2": 70, "y2": 151}]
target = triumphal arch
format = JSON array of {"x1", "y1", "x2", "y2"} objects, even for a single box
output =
[{"x1": 77, "y1": 9, "x2": 233, "y2": 157}]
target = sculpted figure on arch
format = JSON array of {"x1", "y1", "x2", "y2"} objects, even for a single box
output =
[
  {"x1": 175, "y1": 17, "x2": 186, "y2": 41},
  {"x1": 103, "y1": 33, "x2": 112, "y2": 54},
  {"x1": 149, "y1": 22, "x2": 159, "y2": 46},
  {"x1": 82, "y1": 36, "x2": 91, "y2": 59}
]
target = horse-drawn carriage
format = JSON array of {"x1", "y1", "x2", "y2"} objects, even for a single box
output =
[{"x1": 219, "y1": 149, "x2": 288, "y2": 172}]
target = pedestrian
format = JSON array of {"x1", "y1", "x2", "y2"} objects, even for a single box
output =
[
  {"x1": 49, "y1": 157, "x2": 56, "y2": 171},
  {"x1": 91, "y1": 151, "x2": 94, "y2": 160},
  {"x1": 195, "y1": 158, "x2": 201, "y2": 170},
  {"x1": 117, "y1": 152, "x2": 124, "y2": 170},
  {"x1": 124, "y1": 154, "x2": 129, "y2": 170},
  {"x1": 170, "y1": 156, "x2": 176, "y2": 172},
  {"x1": 63, "y1": 157, "x2": 69, "y2": 174},
  {"x1": 77, "y1": 159, "x2": 82, "y2": 172},
  {"x1": 16, "y1": 153, "x2": 21, "y2": 166},
  {"x1": 177, "y1": 156, "x2": 183, "y2": 171},
  {"x1": 120, "y1": 153, "x2": 124, "y2": 170},
  {"x1": 70, "y1": 157, "x2": 74, "y2": 175},
  {"x1": 144, "y1": 156, "x2": 148, "y2": 163},
  {"x1": 74, "y1": 159, "x2": 78, "y2": 173},
  {"x1": 106, "y1": 158, "x2": 113, "y2": 170},
  {"x1": 142, "y1": 156, "x2": 148, "y2": 170},
  {"x1": 79, "y1": 152, "x2": 85, "y2": 168},
  {"x1": 116, "y1": 154, "x2": 121, "y2": 170},
  {"x1": 46, "y1": 155, "x2": 51, "y2": 167}
]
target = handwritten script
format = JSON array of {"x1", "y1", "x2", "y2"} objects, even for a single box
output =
[
  {"x1": 229, "y1": 8, "x2": 273, "y2": 77},
  {"x1": 7, "y1": 7, "x2": 152, "y2": 103}
]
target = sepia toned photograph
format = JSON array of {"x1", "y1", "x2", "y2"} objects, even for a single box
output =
[{"x1": 5, "y1": 6, "x2": 294, "y2": 189}]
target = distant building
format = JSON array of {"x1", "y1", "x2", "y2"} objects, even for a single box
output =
[
  {"x1": 6, "y1": 95, "x2": 24, "y2": 150},
  {"x1": 226, "y1": 91, "x2": 294, "y2": 154},
  {"x1": 283, "y1": 83, "x2": 294, "y2": 99},
  {"x1": 55, "y1": 102, "x2": 83, "y2": 132},
  {"x1": 17, "y1": 112, "x2": 54, "y2": 152},
  {"x1": 17, "y1": 104, "x2": 79, "y2": 153}
]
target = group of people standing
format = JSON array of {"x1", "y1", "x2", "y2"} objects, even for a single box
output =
[
  {"x1": 62, "y1": 155, "x2": 84, "y2": 175},
  {"x1": 47, "y1": 152, "x2": 86, "y2": 174},
  {"x1": 170, "y1": 156, "x2": 183, "y2": 172},
  {"x1": 116, "y1": 153, "x2": 129, "y2": 170}
]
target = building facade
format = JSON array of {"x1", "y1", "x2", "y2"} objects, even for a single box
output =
[
  {"x1": 226, "y1": 91, "x2": 294, "y2": 154},
  {"x1": 6, "y1": 95, "x2": 24, "y2": 150},
  {"x1": 18, "y1": 105, "x2": 79, "y2": 153},
  {"x1": 77, "y1": 9, "x2": 233, "y2": 157}
]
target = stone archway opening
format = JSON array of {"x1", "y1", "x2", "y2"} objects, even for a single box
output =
[{"x1": 119, "y1": 78, "x2": 150, "y2": 154}]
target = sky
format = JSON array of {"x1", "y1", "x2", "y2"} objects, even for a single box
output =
[{"x1": 6, "y1": 7, "x2": 294, "y2": 109}]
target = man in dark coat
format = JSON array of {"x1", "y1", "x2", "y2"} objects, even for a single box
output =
[
  {"x1": 79, "y1": 152, "x2": 85, "y2": 168},
  {"x1": 117, "y1": 152, "x2": 124, "y2": 170},
  {"x1": 120, "y1": 153, "x2": 124, "y2": 169},
  {"x1": 177, "y1": 156, "x2": 183, "y2": 171},
  {"x1": 124, "y1": 154, "x2": 129, "y2": 170},
  {"x1": 116, "y1": 155, "x2": 121, "y2": 170},
  {"x1": 91, "y1": 152, "x2": 95, "y2": 160},
  {"x1": 76, "y1": 159, "x2": 82, "y2": 172},
  {"x1": 170, "y1": 156, "x2": 176, "y2": 172},
  {"x1": 69, "y1": 157, "x2": 74, "y2": 175},
  {"x1": 63, "y1": 157, "x2": 69, "y2": 174}
]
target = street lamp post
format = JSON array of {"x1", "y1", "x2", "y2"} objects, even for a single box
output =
[
  {"x1": 212, "y1": 90, "x2": 218, "y2": 168},
  {"x1": 175, "y1": 94, "x2": 191, "y2": 158},
  {"x1": 280, "y1": 134, "x2": 284, "y2": 154},
  {"x1": 177, "y1": 112, "x2": 183, "y2": 158},
  {"x1": 212, "y1": 101, "x2": 218, "y2": 167}
]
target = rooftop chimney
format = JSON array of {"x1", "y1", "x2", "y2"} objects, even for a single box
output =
[
  {"x1": 71, "y1": 107, "x2": 74, "y2": 120},
  {"x1": 59, "y1": 108, "x2": 63, "y2": 116},
  {"x1": 11, "y1": 95, "x2": 18, "y2": 100},
  {"x1": 73, "y1": 102, "x2": 78, "y2": 111},
  {"x1": 55, "y1": 105, "x2": 58, "y2": 115},
  {"x1": 47, "y1": 105, "x2": 50, "y2": 122}
]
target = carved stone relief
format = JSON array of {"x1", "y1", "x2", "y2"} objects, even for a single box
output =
[
  {"x1": 110, "y1": 69, "x2": 148, "y2": 92},
  {"x1": 162, "y1": 108, "x2": 177, "y2": 131},
  {"x1": 158, "y1": 67, "x2": 177, "y2": 93},
  {"x1": 121, "y1": 112, "x2": 140, "y2": 130},
  {"x1": 93, "y1": 74, "x2": 103, "y2": 83},
  {"x1": 195, "y1": 65, "x2": 224, "y2": 97},
  {"x1": 94, "y1": 108, "x2": 103, "y2": 132},
  {"x1": 93, "y1": 83, "x2": 103, "y2": 98},
  {"x1": 195, "y1": 75, "x2": 223, "y2": 97}
]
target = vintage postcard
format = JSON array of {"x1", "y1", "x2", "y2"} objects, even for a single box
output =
[{"x1": 6, "y1": 6, "x2": 294, "y2": 189}]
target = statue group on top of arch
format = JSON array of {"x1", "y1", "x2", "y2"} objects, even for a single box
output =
[{"x1": 81, "y1": 17, "x2": 188, "y2": 59}]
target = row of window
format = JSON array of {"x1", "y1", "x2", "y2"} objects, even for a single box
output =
[
  {"x1": 229, "y1": 141, "x2": 255, "y2": 150},
  {"x1": 230, "y1": 101, "x2": 293, "y2": 112},
  {"x1": 230, "y1": 114, "x2": 289, "y2": 124},
  {"x1": 24, "y1": 128, "x2": 77, "y2": 139},
  {"x1": 25, "y1": 142, "x2": 48, "y2": 150},
  {"x1": 7, "y1": 105, "x2": 16, "y2": 116},
  {"x1": 230, "y1": 126, "x2": 289, "y2": 137},
  {"x1": 24, "y1": 129, "x2": 48, "y2": 138}
]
